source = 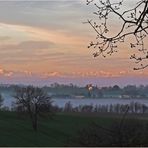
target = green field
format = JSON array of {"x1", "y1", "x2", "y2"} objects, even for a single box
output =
[{"x1": 0, "y1": 111, "x2": 147, "y2": 147}]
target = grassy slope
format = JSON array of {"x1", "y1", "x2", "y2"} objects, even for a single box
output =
[{"x1": 0, "y1": 111, "x2": 146, "y2": 147}]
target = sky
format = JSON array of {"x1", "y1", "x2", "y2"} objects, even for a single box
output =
[{"x1": 0, "y1": 0, "x2": 147, "y2": 86}]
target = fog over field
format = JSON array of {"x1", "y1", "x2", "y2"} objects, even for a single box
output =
[{"x1": 2, "y1": 91, "x2": 148, "y2": 109}]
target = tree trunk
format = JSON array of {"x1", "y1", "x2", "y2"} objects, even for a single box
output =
[
  {"x1": 32, "y1": 105, "x2": 38, "y2": 131},
  {"x1": 28, "y1": 104, "x2": 38, "y2": 131},
  {"x1": 32, "y1": 119, "x2": 37, "y2": 131},
  {"x1": 32, "y1": 113, "x2": 37, "y2": 131}
]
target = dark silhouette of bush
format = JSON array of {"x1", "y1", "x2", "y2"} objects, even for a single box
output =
[{"x1": 68, "y1": 119, "x2": 148, "y2": 147}]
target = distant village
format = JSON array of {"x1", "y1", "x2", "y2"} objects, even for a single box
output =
[{"x1": 0, "y1": 83, "x2": 148, "y2": 99}]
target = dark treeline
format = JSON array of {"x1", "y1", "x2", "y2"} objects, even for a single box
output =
[
  {"x1": 0, "y1": 83, "x2": 148, "y2": 98},
  {"x1": 42, "y1": 84, "x2": 148, "y2": 98},
  {"x1": 51, "y1": 101, "x2": 148, "y2": 114}
]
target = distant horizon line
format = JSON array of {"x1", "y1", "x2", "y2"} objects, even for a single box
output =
[{"x1": 0, "y1": 82, "x2": 148, "y2": 88}]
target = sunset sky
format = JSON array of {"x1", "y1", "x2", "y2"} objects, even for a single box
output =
[{"x1": 0, "y1": 0, "x2": 147, "y2": 86}]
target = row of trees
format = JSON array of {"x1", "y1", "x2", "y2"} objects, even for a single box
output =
[
  {"x1": 54, "y1": 101, "x2": 148, "y2": 114},
  {"x1": 0, "y1": 83, "x2": 148, "y2": 98},
  {"x1": 38, "y1": 84, "x2": 148, "y2": 98}
]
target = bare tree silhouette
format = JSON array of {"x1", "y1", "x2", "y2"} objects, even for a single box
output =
[
  {"x1": 85, "y1": 0, "x2": 148, "y2": 70},
  {"x1": 13, "y1": 86, "x2": 52, "y2": 131}
]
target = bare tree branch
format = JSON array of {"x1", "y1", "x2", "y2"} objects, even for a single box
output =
[{"x1": 86, "y1": 0, "x2": 148, "y2": 70}]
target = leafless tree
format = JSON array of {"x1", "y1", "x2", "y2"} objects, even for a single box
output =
[
  {"x1": 85, "y1": 0, "x2": 148, "y2": 70},
  {"x1": 13, "y1": 86, "x2": 52, "y2": 131}
]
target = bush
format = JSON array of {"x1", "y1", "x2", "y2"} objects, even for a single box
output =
[{"x1": 69, "y1": 119, "x2": 148, "y2": 147}]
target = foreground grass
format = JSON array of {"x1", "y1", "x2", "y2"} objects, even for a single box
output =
[{"x1": 0, "y1": 111, "x2": 147, "y2": 146}]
